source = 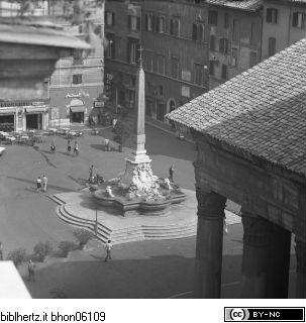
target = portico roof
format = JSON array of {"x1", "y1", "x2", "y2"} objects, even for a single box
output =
[
  {"x1": 166, "y1": 38, "x2": 306, "y2": 178},
  {"x1": 0, "y1": 21, "x2": 91, "y2": 50}
]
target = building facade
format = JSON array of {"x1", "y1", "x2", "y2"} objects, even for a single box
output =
[
  {"x1": 262, "y1": 0, "x2": 306, "y2": 60},
  {"x1": 105, "y1": 0, "x2": 209, "y2": 122},
  {"x1": 206, "y1": 0, "x2": 263, "y2": 89},
  {"x1": 0, "y1": 0, "x2": 104, "y2": 130}
]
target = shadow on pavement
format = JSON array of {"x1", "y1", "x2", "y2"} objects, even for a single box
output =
[{"x1": 6, "y1": 176, "x2": 74, "y2": 193}]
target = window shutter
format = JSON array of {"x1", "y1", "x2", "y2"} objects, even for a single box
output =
[
  {"x1": 112, "y1": 12, "x2": 115, "y2": 26},
  {"x1": 192, "y1": 23, "x2": 198, "y2": 40},
  {"x1": 111, "y1": 38, "x2": 115, "y2": 58},
  {"x1": 127, "y1": 41, "x2": 131, "y2": 63},
  {"x1": 137, "y1": 17, "x2": 141, "y2": 31},
  {"x1": 136, "y1": 43, "x2": 140, "y2": 62},
  {"x1": 128, "y1": 15, "x2": 131, "y2": 29},
  {"x1": 145, "y1": 14, "x2": 148, "y2": 30},
  {"x1": 170, "y1": 19, "x2": 173, "y2": 35}
]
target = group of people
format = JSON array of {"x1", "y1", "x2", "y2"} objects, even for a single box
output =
[
  {"x1": 36, "y1": 174, "x2": 48, "y2": 192},
  {"x1": 67, "y1": 139, "x2": 79, "y2": 156},
  {"x1": 50, "y1": 140, "x2": 79, "y2": 156}
]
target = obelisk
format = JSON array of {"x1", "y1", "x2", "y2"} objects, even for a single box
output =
[
  {"x1": 130, "y1": 47, "x2": 151, "y2": 164},
  {"x1": 119, "y1": 47, "x2": 158, "y2": 193}
]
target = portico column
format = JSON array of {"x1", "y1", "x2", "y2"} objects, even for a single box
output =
[
  {"x1": 194, "y1": 187, "x2": 226, "y2": 298},
  {"x1": 295, "y1": 238, "x2": 306, "y2": 298},
  {"x1": 241, "y1": 212, "x2": 291, "y2": 298}
]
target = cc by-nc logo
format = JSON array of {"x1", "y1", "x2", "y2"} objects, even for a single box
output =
[{"x1": 226, "y1": 308, "x2": 250, "y2": 321}]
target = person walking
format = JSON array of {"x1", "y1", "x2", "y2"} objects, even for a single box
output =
[
  {"x1": 50, "y1": 140, "x2": 56, "y2": 153},
  {"x1": 27, "y1": 260, "x2": 36, "y2": 282},
  {"x1": 104, "y1": 239, "x2": 112, "y2": 262},
  {"x1": 67, "y1": 139, "x2": 71, "y2": 154},
  {"x1": 89, "y1": 165, "x2": 94, "y2": 182},
  {"x1": 42, "y1": 174, "x2": 48, "y2": 192},
  {"x1": 104, "y1": 138, "x2": 110, "y2": 152},
  {"x1": 36, "y1": 176, "x2": 42, "y2": 191},
  {"x1": 169, "y1": 164, "x2": 175, "y2": 182},
  {"x1": 74, "y1": 140, "x2": 79, "y2": 156},
  {"x1": 0, "y1": 242, "x2": 3, "y2": 261}
]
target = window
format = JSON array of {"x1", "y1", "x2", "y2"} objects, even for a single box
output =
[
  {"x1": 105, "y1": 11, "x2": 115, "y2": 26},
  {"x1": 224, "y1": 13, "x2": 229, "y2": 29},
  {"x1": 73, "y1": 50, "x2": 83, "y2": 65},
  {"x1": 106, "y1": 34, "x2": 115, "y2": 59},
  {"x1": 232, "y1": 19, "x2": 239, "y2": 42},
  {"x1": 194, "y1": 63, "x2": 204, "y2": 85},
  {"x1": 158, "y1": 85, "x2": 164, "y2": 96},
  {"x1": 127, "y1": 39, "x2": 140, "y2": 64},
  {"x1": 208, "y1": 10, "x2": 218, "y2": 26},
  {"x1": 158, "y1": 16, "x2": 166, "y2": 33},
  {"x1": 219, "y1": 38, "x2": 229, "y2": 54},
  {"x1": 221, "y1": 64, "x2": 228, "y2": 80},
  {"x1": 249, "y1": 52, "x2": 257, "y2": 68},
  {"x1": 171, "y1": 57, "x2": 179, "y2": 79},
  {"x1": 268, "y1": 37, "x2": 276, "y2": 57},
  {"x1": 209, "y1": 60, "x2": 215, "y2": 76},
  {"x1": 192, "y1": 23, "x2": 205, "y2": 42},
  {"x1": 145, "y1": 13, "x2": 153, "y2": 31},
  {"x1": 232, "y1": 48, "x2": 238, "y2": 67},
  {"x1": 292, "y1": 12, "x2": 305, "y2": 28},
  {"x1": 250, "y1": 22, "x2": 256, "y2": 45},
  {"x1": 157, "y1": 55, "x2": 166, "y2": 75},
  {"x1": 128, "y1": 15, "x2": 140, "y2": 31},
  {"x1": 72, "y1": 74, "x2": 82, "y2": 85},
  {"x1": 210, "y1": 35, "x2": 216, "y2": 51},
  {"x1": 170, "y1": 18, "x2": 180, "y2": 37},
  {"x1": 266, "y1": 8, "x2": 278, "y2": 24}
]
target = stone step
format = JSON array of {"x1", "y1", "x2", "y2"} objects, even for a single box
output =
[
  {"x1": 63, "y1": 205, "x2": 112, "y2": 235},
  {"x1": 50, "y1": 195, "x2": 66, "y2": 205},
  {"x1": 56, "y1": 206, "x2": 110, "y2": 243}
]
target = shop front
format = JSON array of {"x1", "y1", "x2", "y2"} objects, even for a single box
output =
[
  {"x1": 24, "y1": 106, "x2": 49, "y2": 131},
  {"x1": 68, "y1": 99, "x2": 85, "y2": 123},
  {"x1": 0, "y1": 111, "x2": 15, "y2": 132}
]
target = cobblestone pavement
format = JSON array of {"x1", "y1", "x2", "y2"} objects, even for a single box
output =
[{"x1": 1, "y1": 124, "x2": 295, "y2": 298}]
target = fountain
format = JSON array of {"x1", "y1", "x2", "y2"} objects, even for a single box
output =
[{"x1": 91, "y1": 49, "x2": 185, "y2": 216}]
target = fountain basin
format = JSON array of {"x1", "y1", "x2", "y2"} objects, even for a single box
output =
[{"x1": 91, "y1": 182, "x2": 186, "y2": 216}]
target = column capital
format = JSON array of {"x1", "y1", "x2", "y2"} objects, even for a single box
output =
[
  {"x1": 196, "y1": 187, "x2": 226, "y2": 220},
  {"x1": 242, "y1": 212, "x2": 272, "y2": 247}
]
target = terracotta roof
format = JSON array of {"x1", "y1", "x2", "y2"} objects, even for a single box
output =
[
  {"x1": 167, "y1": 38, "x2": 306, "y2": 177},
  {"x1": 206, "y1": 0, "x2": 263, "y2": 11},
  {"x1": 0, "y1": 21, "x2": 91, "y2": 49}
]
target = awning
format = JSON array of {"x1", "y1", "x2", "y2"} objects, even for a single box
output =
[
  {"x1": 70, "y1": 106, "x2": 85, "y2": 113},
  {"x1": 25, "y1": 107, "x2": 48, "y2": 114},
  {"x1": 0, "y1": 109, "x2": 15, "y2": 115}
]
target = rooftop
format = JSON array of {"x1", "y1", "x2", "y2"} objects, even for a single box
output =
[
  {"x1": 0, "y1": 19, "x2": 91, "y2": 49},
  {"x1": 167, "y1": 38, "x2": 306, "y2": 178},
  {"x1": 205, "y1": 0, "x2": 263, "y2": 11}
]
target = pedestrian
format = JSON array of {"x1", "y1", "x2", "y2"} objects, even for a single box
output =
[
  {"x1": 112, "y1": 117, "x2": 117, "y2": 130},
  {"x1": 223, "y1": 218, "x2": 228, "y2": 234},
  {"x1": 74, "y1": 140, "x2": 79, "y2": 156},
  {"x1": 67, "y1": 139, "x2": 71, "y2": 153},
  {"x1": 169, "y1": 164, "x2": 175, "y2": 182},
  {"x1": 36, "y1": 176, "x2": 42, "y2": 191},
  {"x1": 50, "y1": 140, "x2": 56, "y2": 153},
  {"x1": 42, "y1": 174, "x2": 48, "y2": 192},
  {"x1": 0, "y1": 242, "x2": 3, "y2": 261},
  {"x1": 27, "y1": 259, "x2": 35, "y2": 282},
  {"x1": 104, "y1": 239, "x2": 112, "y2": 262},
  {"x1": 105, "y1": 138, "x2": 110, "y2": 152},
  {"x1": 89, "y1": 165, "x2": 94, "y2": 182}
]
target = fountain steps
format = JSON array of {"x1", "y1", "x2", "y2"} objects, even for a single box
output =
[{"x1": 56, "y1": 203, "x2": 196, "y2": 245}]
